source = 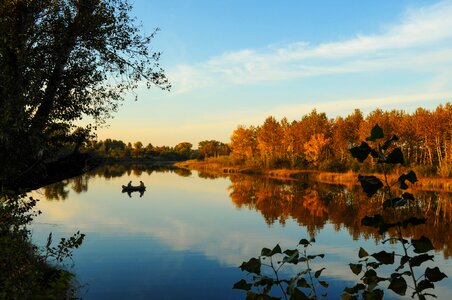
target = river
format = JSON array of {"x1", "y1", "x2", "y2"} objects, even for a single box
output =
[{"x1": 30, "y1": 164, "x2": 452, "y2": 299}]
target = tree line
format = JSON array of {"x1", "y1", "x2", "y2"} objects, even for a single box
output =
[
  {"x1": 84, "y1": 139, "x2": 230, "y2": 160},
  {"x1": 228, "y1": 103, "x2": 452, "y2": 177}
]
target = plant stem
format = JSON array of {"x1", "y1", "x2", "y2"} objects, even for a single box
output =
[
  {"x1": 304, "y1": 248, "x2": 318, "y2": 299},
  {"x1": 270, "y1": 258, "x2": 288, "y2": 300}
]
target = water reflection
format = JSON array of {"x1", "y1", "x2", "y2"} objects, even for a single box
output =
[
  {"x1": 227, "y1": 174, "x2": 452, "y2": 258},
  {"x1": 33, "y1": 165, "x2": 452, "y2": 299}
]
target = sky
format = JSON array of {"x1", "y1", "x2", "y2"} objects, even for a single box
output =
[{"x1": 95, "y1": 0, "x2": 452, "y2": 147}]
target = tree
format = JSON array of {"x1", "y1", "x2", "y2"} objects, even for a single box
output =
[
  {"x1": 0, "y1": 0, "x2": 170, "y2": 180},
  {"x1": 230, "y1": 125, "x2": 257, "y2": 161},
  {"x1": 175, "y1": 142, "x2": 193, "y2": 159}
]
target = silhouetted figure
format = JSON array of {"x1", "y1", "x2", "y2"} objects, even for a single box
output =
[
  {"x1": 127, "y1": 180, "x2": 132, "y2": 187},
  {"x1": 139, "y1": 180, "x2": 144, "y2": 188}
]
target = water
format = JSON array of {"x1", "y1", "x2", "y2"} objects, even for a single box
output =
[{"x1": 30, "y1": 165, "x2": 452, "y2": 299}]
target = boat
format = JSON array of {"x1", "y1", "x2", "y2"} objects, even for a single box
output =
[{"x1": 121, "y1": 184, "x2": 146, "y2": 192}]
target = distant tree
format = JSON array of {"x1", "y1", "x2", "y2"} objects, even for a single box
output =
[
  {"x1": 175, "y1": 142, "x2": 193, "y2": 158},
  {"x1": 198, "y1": 140, "x2": 220, "y2": 158}
]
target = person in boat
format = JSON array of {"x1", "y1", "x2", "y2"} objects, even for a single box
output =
[
  {"x1": 139, "y1": 181, "x2": 144, "y2": 188},
  {"x1": 127, "y1": 181, "x2": 132, "y2": 188}
]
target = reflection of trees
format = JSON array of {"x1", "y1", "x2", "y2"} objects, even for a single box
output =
[
  {"x1": 228, "y1": 174, "x2": 452, "y2": 257},
  {"x1": 43, "y1": 180, "x2": 70, "y2": 200},
  {"x1": 40, "y1": 164, "x2": 191, "y2": 200},
  {"x1": 71, "y1": 175, "x2": 89, "y2": 194}
]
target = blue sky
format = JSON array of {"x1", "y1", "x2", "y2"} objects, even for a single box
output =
[{"x1": 95, "y1": 0, "x2": 452, "y2": 146}]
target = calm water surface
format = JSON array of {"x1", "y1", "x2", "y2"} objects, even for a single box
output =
[{"x1": 31, "y1": 165, "x2": 452, "y2": 299}]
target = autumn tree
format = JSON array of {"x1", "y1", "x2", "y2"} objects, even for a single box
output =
[
  {"x1": 175, "y1": 142, "x2": 193, "y2": 159},
  {"x1": 256, "y1": 116, "x2": 284, "y2": 167},
  {"x1": 0, "y1": 0, "x2": 169, "y2": 181},
  {"x1": 230, "y1": 125, "x2": 257, "y2": 162}
]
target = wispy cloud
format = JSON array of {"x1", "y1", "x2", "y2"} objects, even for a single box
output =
[{"x1": 170, "y1": 1, "x2": 452, "y2": 93}]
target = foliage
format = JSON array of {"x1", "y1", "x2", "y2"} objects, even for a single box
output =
[
  {"x1": 1, "y1": 192, "x2": 84, "y2": 299},
  {"x1": 234, "y1": 238, "x2": 328, "y2": 300},
  {"x1": 344, "y1": 125, "x2": 448, "y2": 299},
  {"x1": 0, "y1": 0, "x2": 170, "y2": 181},
  {"x1": 227, "y1": 104, "x2": 452, "y2": 175}
]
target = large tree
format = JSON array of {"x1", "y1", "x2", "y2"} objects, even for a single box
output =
[{"x1": 0, "y1": 0, "x2": 170, "y2": 179}]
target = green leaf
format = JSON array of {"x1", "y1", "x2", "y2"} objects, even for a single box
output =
[
  {"x1": 283, "y1": 249, "x2": 299, "y2": 264},
  {"x1": 358, "y1": 175, "x2": 383, "y2": 197},
  {"x1": 384, "y1": 148, "x2": 404, "y2": 164},
  {"x1": 314, "y1": 267, "x2": 326, "y2": 278},
  {"x1": 290, "y1": 288, "x2": 309, "y2": 300},
  {"x1": 417, "y1": 279, "x2": 434, "y2": 292},
  {"x1": 409, "y1": 254, "x2": 434, "y2": 267},
  {"x1": 298, "y1": 239, "x2": 310, "y2": 246},
  {"x1": 362, "y1": 289, "x2": 384, "y2": 300},
  {"x1": 349, "y1": 263, "x2": 362, "y2": 275},
  {"x1": 388, "y1": 276, "x2": 407, "y2": 295},
  {"x1": 366, "y1": 124, "x2": 384, "y2": 141},
  {"x1": 271, "y1": 244, "x2": 282, "y2": 256},
  {"x1": 425, "y1": 267, "x2": 448, "y2": 282},
  {"x1": 371, "y1": 251, "x2": 395, "y2": 265},
  {"x1": 297, "y1": 278, "x2": 310, "y2": 288},
  {"x1": 412, "y1": 236, "x2": 434, "y2": 254},
  {"x1": 350, "y1": 142, "x2": 372, "y2": 162},
  {"x1": 233, "y1": 279, "x2": 252, "y2": 291},
  {"x1": 358, "y1": 247, "x2": 369, "y2": 258},
  {"x1": 239, "y1": 257, "x2": 261, "y2": 275},
  {"x1": 261, "y1": 247, "x2": 272, "y2": 257},
  {"x1": 405, "y1": 170, "x2": 418, "y2": 183}
]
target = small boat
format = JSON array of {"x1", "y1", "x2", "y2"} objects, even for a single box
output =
[{"x1": 121, "y1": 184, "x2": 146, "y2": 192}]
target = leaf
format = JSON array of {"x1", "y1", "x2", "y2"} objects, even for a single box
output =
[
  {"x1": 350, "y1": 142, "x2": 372, "y2": 162},
  {"x1": 409, "y1": 254, "x2": 434, "y2": 267},
  {"x1": 358, "y1": 247, "x2": 369, "y2": 258},
  {"x1": 261, "y1": 247, "x2": 272, "y2": 257},
  {"x1": 319, "y1": 280, "x2": 329, "y2": 288},
  {"x1": 402, "y1": 217, "x2": 426, "y2": 228},
  {"x1": 382, "y1": 198, "x2": 404, "y2": 209},
  {"x1": 405, "y1": 170, "x2": 418, "y2": 183},
  {"x1": 343, "y1": 283, "x2": 366, "y2": 294},
  {"x1": 381, "y1": 135, "x2": 399, "y2": 150},
  {"x1": 384, "y1": 148, "x2": 404, "y2": 164},
  {"x1": 362, "y1": 289, "x2": 384, "y2": 300},
  {"x1": 366, "y1": 124, "x2": 384, "y2": 141},
  {"x1": 358, "y1": 175, "x2": 383, "y2": 197},
  {"x1": 371, "y1": 251, "x2": 395, "y2": 265},
  {"x1": 417, "y1": 279, "x2": 434, "y2": 292},
  {"x1": 271, "y1": 244, "x2": 282, "y2": 256},
  {"x1": 425, "y1": 267, "x2": 448, "y2": 282},
  {"x1": 290, "y1": 288, "x2": 309, "y2": 300},
  {"x1": 298, "y1": 239, "x2": 310, "y2": 246},
  {"x1": 349, "y1": 263, "x2": 362, "y2": 275},
  {"x1": 388, "y1": 276, "x2": 407, "y2": 295},
  {"x1": 314, "y1": 267, "x2": 326, "y2": 278},
  {"x1": 401, "y1": 192, "x2": 415, "y2": 201},
  {"x1": 233, "y1": 279, "x2": 252, "y2": 291},
  {"x1": 283, "y1": 249, "x2": 299, "y2": 264},
  {"x1": 398, "y1": 171, "x2": 418, "y2": 190},
  {"x1": 239, "y1": 257, "x2": 261, "y2": 275},
  {"x1": 412, "y1": 236, "x2": 434, "y2": 254},
  {"x1": 396, "y1": 255, "x2": 410, "y2": 271},
  {"x1": 297, "y1": 278, "x2": 310, "y2": 288}
]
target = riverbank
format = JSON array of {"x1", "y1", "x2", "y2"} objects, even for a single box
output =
[{"x1": 176, "y1": 159, "x2": 452, "y2": 192}]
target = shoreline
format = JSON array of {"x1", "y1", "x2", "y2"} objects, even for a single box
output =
[{"x1": 175, "y1": 160, "x2": 452, "y2": 192}]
